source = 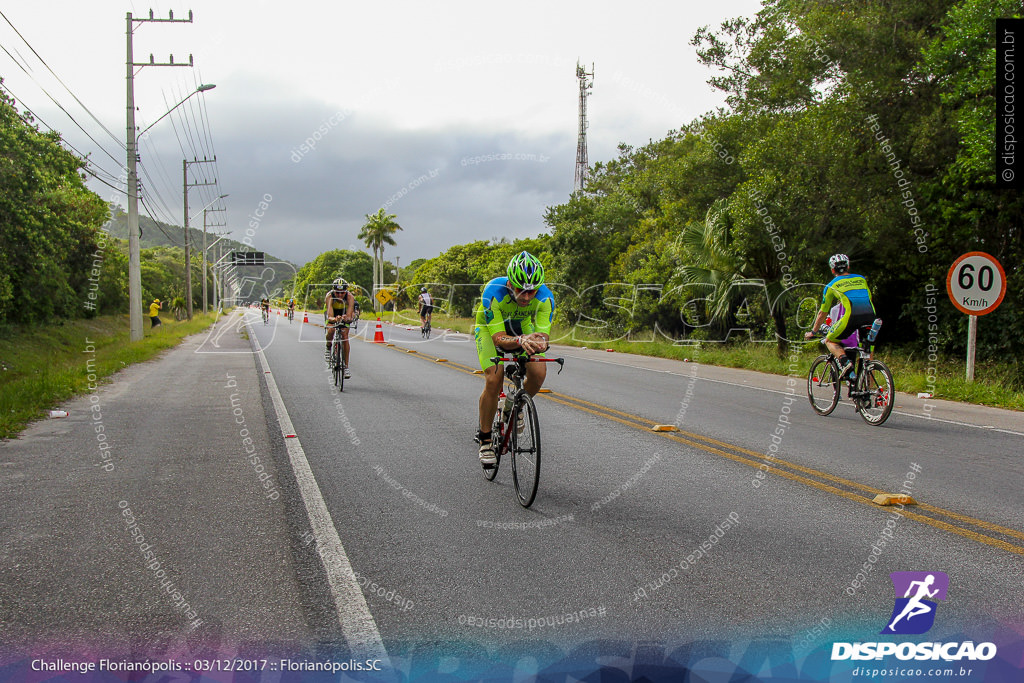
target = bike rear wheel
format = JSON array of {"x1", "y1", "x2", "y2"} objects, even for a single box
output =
[
  {"x1": 510, "y1": 393, "x2": 541, "y2": 507},
  {"x1": 483, "y1": 413, "x2": 504, "y2": 481},
  {"x1": 857, "y1": 360, "x2": 894, "y2": 425},
  {"x1": 807, "y1": 355, "x2": 841, "y2": 416}
]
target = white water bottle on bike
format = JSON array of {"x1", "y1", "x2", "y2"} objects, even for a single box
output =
[
  {"x1": 500, "y1": 391, "x2": 512, "y2": 418},
  {"x1": 867, "y1": 318, "x2": 882, "y2": 342}
]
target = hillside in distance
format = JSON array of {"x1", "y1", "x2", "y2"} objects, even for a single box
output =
[{"x1": 104, "y1": 207, "x2": 298, "y2": 299}]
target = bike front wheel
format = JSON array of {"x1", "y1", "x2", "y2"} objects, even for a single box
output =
[
  {"x1": 807, "y1": 355, "x2": 841, "y2": 416},
  {"x1": 858, "y1": 360, "x2": 894, "y2": 425},
  {"x1": 333, "y1": 342, "x2": 343, "y2": 390},
  {"x1": 510, "y1": 393, "x2": 541, "y2": 507}
]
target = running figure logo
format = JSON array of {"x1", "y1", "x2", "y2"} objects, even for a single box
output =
[{"x1": 881, "y1": 571, "x2": 949, "y2": 635}]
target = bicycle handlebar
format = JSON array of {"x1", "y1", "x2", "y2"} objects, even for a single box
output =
[{"x1": 490, "y1": 355, "x2": 566, "y2": 374}]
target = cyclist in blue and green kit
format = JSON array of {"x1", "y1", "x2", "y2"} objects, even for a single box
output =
[
  {"x1": 805, "y1": 253, "x2": 877, "y2": 379},
  {"x1": 474, "y1": 251, "x2": 555, "y2": 467}
]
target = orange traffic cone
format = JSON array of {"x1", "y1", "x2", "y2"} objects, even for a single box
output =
[
  {"x1": 302, "y1": 311, "x2": 308, "y2": 323},
  {"x1": 373, "y1": 317, "x2": 385, "y2": 343}
]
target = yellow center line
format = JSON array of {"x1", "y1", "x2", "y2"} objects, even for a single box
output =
[
  {"x1": 379, "y1": 339, "x2": 1024, "y2": 555},
  {"x1": 548, "y1": 391, "x2": 883, "y2": 496}
]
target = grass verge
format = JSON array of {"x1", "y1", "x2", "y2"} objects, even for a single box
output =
[
  {"x1": 385, "y1": 308, "x2": 1023, "y2": 411},
  {"x1": 0, "y1": 313, "x2": 219, "y2": 439}
]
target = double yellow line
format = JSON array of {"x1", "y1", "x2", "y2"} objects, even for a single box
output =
[{"x1": 381, "y1": 339, "x2": 1024, "y2": 556}]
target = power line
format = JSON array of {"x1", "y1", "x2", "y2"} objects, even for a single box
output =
[
  {"x1": 0, "y1": 42, "x2": 127, "y2": 171},
  {"x1": 139, "y1": 196, "x2": 185, "y2": 246},
  {"x1": 0, "y1": 9, "x2": 125, "y2": 150},
  {"x1": 0, "y1": 80, "x2": 127, "y2": 192}
]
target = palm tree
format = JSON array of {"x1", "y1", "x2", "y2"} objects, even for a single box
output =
[
  {"x1": 671, "y1": 200, "x2": 748, "y2": 336},
  {"x1": 357, "y1": 209, "x2": 403, "y2": 311}
]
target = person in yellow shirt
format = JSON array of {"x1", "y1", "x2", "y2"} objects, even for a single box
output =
[{"x1": 149, "y1": 299, "x2": 162, "y2": 328}]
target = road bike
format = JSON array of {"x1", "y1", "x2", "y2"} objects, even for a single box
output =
[
  {"x1": 480, "y1": 354, "x2": 564, "y2": 507},
  {"x1": 261, "y1": 307, "x2": 269, "y2": 325},
  {"x1": 287, "y1": 307, "x2": 294, "y2": 323},
  {"x1": 807, "y1": 325, "x2": 894, "y2": 425},
  {"x1": 326, "y1": 321, "x2": 349, "y2": 391},
  {"x1": 421, "y1": 319, "x2": 431, "y2": 338}
]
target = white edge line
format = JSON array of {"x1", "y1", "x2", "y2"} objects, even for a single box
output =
[{"x1": 249, "y1": 321, "x2": 390, "y2": 664}]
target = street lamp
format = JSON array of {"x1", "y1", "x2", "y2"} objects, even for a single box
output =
[
  {"x1": 202, "y1": 205, "x2": 228, "y2": 313},
  {"x1": 137, "y1": 84, "x2": 215, "y2": 140},
  {"x1": 206, "y1": 232, "x2": 232, "y2": 311},
  {"x1": 127, "y1": 83, "x2": 215, "y2": 341},
  {"x1": 189, "y1": 193, "x2": 227, "y2": 315}
]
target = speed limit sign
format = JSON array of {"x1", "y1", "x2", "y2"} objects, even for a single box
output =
[{"x1": 946, "y1": 252, "x2": 1006, "y2": 316}]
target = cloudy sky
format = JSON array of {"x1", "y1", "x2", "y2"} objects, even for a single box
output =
[{"x1": 2, "y1": 0, "x2": 763, "y2": 266}]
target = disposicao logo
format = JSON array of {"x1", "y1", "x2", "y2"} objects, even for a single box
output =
[
  {"x1": 831, "y1": 570, "x2": 997, "y2": 662},
  {"x1": 881, "y1": 571, "x2": 948, "y2": 635}
]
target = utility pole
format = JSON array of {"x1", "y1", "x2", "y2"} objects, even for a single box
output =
[
  {"x1": 202, "y1": 209, "x2": 228, "y2": 313},
  {"x1": 183, "y1": 157, "x2": 217, "y2": 320},
  {"x1": 127, "y1": 9, "x2": 194, "y2": 341},
  {"x1": 574, "y1": 60, "x2": 594, "y2": 193}
]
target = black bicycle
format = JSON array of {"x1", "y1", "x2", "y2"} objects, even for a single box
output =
[
  {"x1": 261, "y1": 306, "x2": 269, "y2": 325},
  {"x1": 326, "y1": 321, "x2": 349, "y2": 391},
  {"x1": 807, "y1": 325, "x2": 894, "y2": 425},
  {"x1": 481, "y1": 355, "x2": 564, "y2": 507},
  {"x1": 287, "y1": 306, "x2": 294, "y2": 323},
  {"x1": 421, "y1": 319, "x2": 431, "y2": 338}
]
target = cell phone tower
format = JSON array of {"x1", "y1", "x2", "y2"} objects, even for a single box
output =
[{"x1": 574, "y1": 60, "x2": 594, "y2": 193}]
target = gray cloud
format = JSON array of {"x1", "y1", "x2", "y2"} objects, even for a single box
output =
[{"x1": 167, "y1": 82, "x2": 576, "y2": 266}]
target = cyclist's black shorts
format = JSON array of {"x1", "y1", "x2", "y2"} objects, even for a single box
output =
[
  {"x1": 420, "y1": 305, "x2": 433, "y2": 316},
  {"x1": 831, "y1": 311, "x2": 875, "y2": 345}
]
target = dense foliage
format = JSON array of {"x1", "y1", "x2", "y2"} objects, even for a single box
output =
[
  {"x1": 539, "y1": 0, "x2": 1020, "y2": 361},
  {"x1": 0, "y1": 87, "x2": 108, "y2": 324},
  {"x1": 288, "y1": 249, "x2": 374, "y2": 310},
  {"x1": 0, "y1": 87, "x2": 232, "y2": 324},
  {"x1": 410, "y1": 236, "x2": 552, "y2": 316}
]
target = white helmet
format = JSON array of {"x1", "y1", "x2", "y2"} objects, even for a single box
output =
[{"x1": 828, "y1": 253, "x2": 850, "y2": 271}]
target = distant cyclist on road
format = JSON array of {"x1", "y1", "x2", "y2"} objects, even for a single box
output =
[
  {"x1": 287, "y1": 298, "x2": 296, "y2": 317},
  {"x1": 474, "y1": 251, "x2": 555, "y2": 467},
  {"x1": 804, "y1": 253, "x2": 876, "y2": 379},
  {"x1": 417, "y1": 287, "x2": 433, "y2": 327},
  {"x1": 324, "y1": 278, "x2": 356, "y2": 379}
]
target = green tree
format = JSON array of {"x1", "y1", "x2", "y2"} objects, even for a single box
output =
[
  {"x1": 0, "y1": 85, "x2": 107, "y2": 323},
  {"x1": 292, "y1": 250, "x2": 373, "y2": 310}
]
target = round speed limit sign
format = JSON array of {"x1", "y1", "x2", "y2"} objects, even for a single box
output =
[{"x1": 946, "y1": 252, "x2": 1006, "y2": 316}]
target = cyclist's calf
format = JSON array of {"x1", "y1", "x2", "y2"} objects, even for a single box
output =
[{"x1": 524, "y1": 361, "x2": 547, "y2": 396}]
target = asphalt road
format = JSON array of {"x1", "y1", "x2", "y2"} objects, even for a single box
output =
[
  {"x1": 244, "y1": 309, "x2": 1024, "y2": 662},
  {"x1": 2, "y1": 307, "x2": 1020, "y2": 680}
]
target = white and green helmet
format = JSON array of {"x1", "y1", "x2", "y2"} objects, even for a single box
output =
[{"x1": 507, "y1": 251, "x2": 545, "y2": 290}]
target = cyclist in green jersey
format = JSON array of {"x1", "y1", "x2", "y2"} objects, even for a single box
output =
[
  {"x1": 474, "y1": 251, "x2": 555, "y2": 466},
  {"x1": 805, "y1": 253, "x2": 877, "y2": 378}
]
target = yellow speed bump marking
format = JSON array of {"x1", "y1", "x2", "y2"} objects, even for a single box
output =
[
  {"x1": 472, "y1": 369, "x2": 483, "y2": 374},
  {"x1": 386, "y1": 343, "x2": 395, "y2": 347},
  {"x1": 651, "y1": 424, "x2": 679, "y2": 432},
  {"x1": 537, "y1": 388, "x2": 552, "y2": 393},
  {"x1": 435, "y1": 358, "x2": 448, "y2": 363},
  {"x1": 873, "y1": 494, "x2": 918, "y2": 506},
  {"x1": 406, "y1": 349, "x2": 418, "y2": 353}
]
